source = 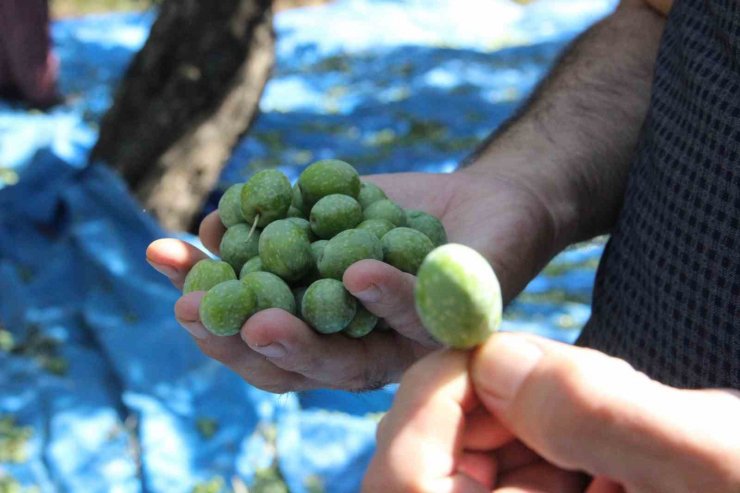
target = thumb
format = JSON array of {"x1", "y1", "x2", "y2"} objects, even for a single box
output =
[
  {"x1": 343, "y1": 259, "x2": 440, "y2": 348},
  {"x1": 470, "y1": 332, "x2": 740, "y2": 492}
]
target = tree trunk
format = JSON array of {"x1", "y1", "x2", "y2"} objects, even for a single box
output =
[{"x1": 91, "y1": 0, "x2": 275, "y2": 232}]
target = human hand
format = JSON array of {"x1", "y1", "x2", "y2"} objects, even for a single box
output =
[
  {"x1": 146, "y1": 170, "x2": 562, "y2": 392},
  {"x1": 365, "y1": 332, "x2": 740, "y2": 492}
]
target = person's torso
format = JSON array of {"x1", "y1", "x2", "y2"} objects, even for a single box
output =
[{"x1": 578, "y1": 0, "x2": 740, "y2": 389}]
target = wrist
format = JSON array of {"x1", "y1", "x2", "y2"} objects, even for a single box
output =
[
  {"x1": 459, "y1": 146, "x2": 586, "y2": 254},
  {"x1": 449, "y1": 162, "x2": 571, "y2": 303}
]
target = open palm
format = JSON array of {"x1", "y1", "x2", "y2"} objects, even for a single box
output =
[{"x1": 146, "y1": 169, "x2": 558, "y2": 392}]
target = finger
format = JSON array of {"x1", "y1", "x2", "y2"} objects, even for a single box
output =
[
  {"x1": 198, "y1": 210, "x2": 226, "y2": 256},
  {"x1": 365, "y1": 350, "x2": 492, "y2": 493},
  {"x1": 240, "y1": 308, "x2": 427, "y2": 390},
  {"x1": 196, "y1": 331, "x2": 315, "y2": 394},
  {"x1": 174, "y1": 291, "x2": 210, "y2": 339},
  {"x1": 494, "y1": 461, "x2": 589, "y2": 493},
  {"x1": 175, "y1": 294, "x2": 315, "y2": 393},
  {"x1": 362, "y1": 473, "x2": 488, "y2": 493},
  {"x1": 463, "y1": 405, "x2": 515, "y2": 451},
  {"x1": 471, "y1": 332, "x2": 740, "y2": 491},
  {"x1": 585, "y1": 477, "x2": 625, "y2": 493},
  {"x1": 146, "y1": 238, "x2": 209, "y2": 289},
  {"x1": 457, "y1": 451, "x2": 498, "y2": 490},
  {"x1": 494, "y1": 440, "x2": 540, "y2": 475},
  {"x1": 343, "y1": 259, "x2": 440, "y2": 348}
]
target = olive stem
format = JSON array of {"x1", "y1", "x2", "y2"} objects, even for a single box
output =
[{"x1": 246, "y1": 214, "x2": 260, "y2": 241}]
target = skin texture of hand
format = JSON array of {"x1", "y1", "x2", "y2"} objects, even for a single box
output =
[
  {"x1": 145, "y1": 169, "x2": 562, "y2": 392},
  {"x1": 364, "y1": 332, "x2": 740, "y2": 493}
]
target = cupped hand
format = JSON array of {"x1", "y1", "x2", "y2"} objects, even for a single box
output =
[
  {"x1": 364, "y1": 332, "x2": 740, "y2": 492},
  {"x1": 146, "y1": 170, "x2": 560, "y2": 392}
]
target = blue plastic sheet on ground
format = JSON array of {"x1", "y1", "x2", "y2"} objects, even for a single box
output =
[{"x1": 0, "y1": 1, "x2": 616, "y2": 491}]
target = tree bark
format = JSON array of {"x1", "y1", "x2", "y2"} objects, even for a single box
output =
[{"x1": 91, "y1": 0, "x2": 275, "y2": 232}]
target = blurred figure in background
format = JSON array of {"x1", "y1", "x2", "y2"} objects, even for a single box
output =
[{"x1": 0, "y1": 0, "x2": 61, "y2": 109}]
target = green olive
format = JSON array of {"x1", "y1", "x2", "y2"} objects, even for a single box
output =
[
  {"x1": 199, "y1": 280, "x2": 257, "y2": 336},
  {"x1": 381, "y1": 227, "x2": 434, "y2": 275},
  {"x1": 301, "y1": 279, "x2": 356, "y2": 334},
  {"x1": 298, "y1": 159, "x2": 361, "y2": 207},
  {"x1": 241, "y1": 169, "x2": 292, "y2": 227},
  {"x1": 183, "y1": 259, "x2": 236, "y2": 294},
  {"x1": 258, "y1": 219, "x2": 313, "y2": 282}
]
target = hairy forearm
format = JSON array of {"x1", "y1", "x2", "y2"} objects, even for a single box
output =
[{"x1": 461, "y1": 0, "x2": 666, "y2": 249}]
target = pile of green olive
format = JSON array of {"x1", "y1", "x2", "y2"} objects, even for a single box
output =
[{"x1": 184, "y1": 159, "x2": 447, "y2": 338}]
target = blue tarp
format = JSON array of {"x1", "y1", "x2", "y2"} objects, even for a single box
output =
[{"x1": 0, "y1": 1, "x2": 616, "y2": 491}]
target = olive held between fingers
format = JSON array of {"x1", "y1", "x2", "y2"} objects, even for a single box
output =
[
  {"x1": 381, "y1": 227, "x2": 434, "y2": 275},
  {"x1": 357, "y1": 181, "x2": 387, "y2": 209},
  {"x1": 220, "y1": 223, "x2": 260, "y2": 272},
  {"x1": 363, "y1": 199, "x2": 407, "y2": 227},
  {"x1": 199, "y1": 280, "x2": 257, "y2": 336},
  {"x1": 318, "y1": 229, "x2": 383, "y2": 280},
  {"x1": 183, "y1": 259, "x2": 237, "y2": 294},
  {"x1": 218, "y1": 183, "x2": 247, "y2": 228},
  {"x1": 414, "y1": 243, "x2": 502, "y2": 349},
  {"x1": 241, "y1": 271, "x2": 296, "y2": 314},
  {"x1": 258, "y1": 219, "x2": 313, "y2": 282},
  {"x1": 405, "y1": 209, "x2": 448, "y2": 246},
  {"x1": 309, "y1": 194, "x2": 363, "y2": 239},
  {"x1": 298, "y1": 159, "x2": 361, "y2": 207},
  {"x1": 356, "y1": 218, "x2": 395, "y2": 240},
  {"x1": 241, "y1": 169, "x2": 292, "y2": 227},
  {"x1": 343, "y1": 305, "x2": 378, "y2": 338},
  {"x1": 239, "y1": 256, "x2": 263, "y2": 278},
  {"x1": 301, "y1": 279, "x2": 357, "y2": 334}
]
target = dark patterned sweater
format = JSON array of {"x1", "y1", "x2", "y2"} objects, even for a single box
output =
[{"x1": 577, "y1": 0, "x2": 740, "y2": 389}]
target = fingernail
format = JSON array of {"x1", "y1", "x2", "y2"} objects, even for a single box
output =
[
  {"x1": 179, "y1": 320, "x2": 209, "y2": 340},
  {"x1": 146, "y1": 259, "x2": 179, "y2": 279},
  {"x1": 352, "y1": 284, "x2": 381, "y2": 303},
  {"x1": 251, "y1": 343, "x2": 287, "y2": 359},
  {"x1": 474, "y1": 333, "x2": 543, "y2": 410}
]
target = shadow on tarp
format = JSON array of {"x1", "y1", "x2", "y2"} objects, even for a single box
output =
[
  {"x1": 227, "y1": 40, "x2": 570, "y2": 173},
  {"x1": 206, "y1": 40, "x2": 570, "y2": 220}
]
